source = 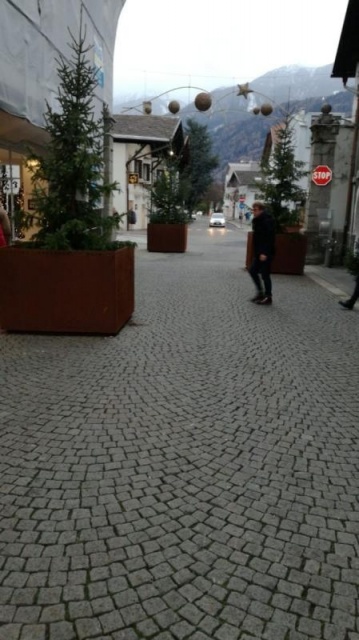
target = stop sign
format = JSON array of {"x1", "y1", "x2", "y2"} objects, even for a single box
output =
[{"x1": 312, "y1": 165, "x2": 332, "y2": 186}]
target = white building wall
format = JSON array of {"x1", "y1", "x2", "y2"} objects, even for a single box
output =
[
  {"x1": 0, "y1": 0, "x2": 126, "y2": 133},
  {"x1": 112, "y1": 141, "x2": 153, "y2": 230}
]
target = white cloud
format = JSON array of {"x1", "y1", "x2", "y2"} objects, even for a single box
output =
[{"x1": 113, "y1": 0, "x2": 348, "y2": 101}]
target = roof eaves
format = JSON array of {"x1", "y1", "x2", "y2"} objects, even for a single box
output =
[
  {"x1": 112, "y1": 134, "x2": 171, "y2": 143},
  {"x1": 332, "y1": 0, "x2": 359, "y2": 79}
]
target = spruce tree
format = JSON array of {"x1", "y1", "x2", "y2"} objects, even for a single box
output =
[
  {"x1": 258, "y1": 114, "x2": 307, "y2": 232},
  {"x1": 27, "y1": 29, "x2": 119, "y2": 250},
  {"x1": 182, "y1": 118, "x2": 218, "y2": 214},
  {"x1": 149, "y1": 161, "x2": 190, "y2": 224}
]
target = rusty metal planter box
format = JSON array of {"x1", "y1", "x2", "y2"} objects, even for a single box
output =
[
  {"x1": 0, "y1": 246, "x2": 135, "y2": 335},
  {"x1": 147, "y1": 223, "x2": 188, "y2": 253},
  {"x1": 246, "y1": 231, "x2": 308, "y2": 275}
]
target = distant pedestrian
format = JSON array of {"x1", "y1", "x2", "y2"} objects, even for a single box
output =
[
  {"x1": 127, "y1": 209, "x2": 137, "y2": 229},
  {"x1": 238, "y1": 211, "x2": 243, "y2": 227},
  {"x1": 338, "y1": 275, "x2": 359, "y2": 310},
  {"x1": 248, "y1": 201, "x2": 275, "y2": 305}
]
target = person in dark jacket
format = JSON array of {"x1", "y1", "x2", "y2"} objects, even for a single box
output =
[
  {"x1": 338, "y1": 275, "x2": 359, "y2": 310},
  {"x1": 248, "y1": 201, "x2": 276, "y2": 305}
]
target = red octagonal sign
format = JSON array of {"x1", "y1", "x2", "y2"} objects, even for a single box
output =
[{"x1": 312, "y1": 165, "x2": 332, "y2": 186}]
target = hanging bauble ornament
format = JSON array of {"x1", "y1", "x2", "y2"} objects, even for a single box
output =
[
  {"x1": 143, "y1": 101, "x2": 152, "y2": 115},
  {"x1": 260, "y1": 103, "x2": 273, "y2": 116},
  {"x1": 168, "y1": 100, "x2": 180, "y2": 114},
  {"x1": 252, "y1": 107, "x2": 260, "y2": 115},
  {"x1": 194, "y1": 92, "x2": 212, "y2": 112}
]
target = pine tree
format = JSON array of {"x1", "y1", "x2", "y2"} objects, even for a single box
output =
[
  {"x1": 27, "y1": 29, "x2": 119, "y2": 250},
  {"x1": 181, "y1": 118, "x2": 218, "y2": 214},
  {"x1": 258, "y1": 114, "x2": 307, "y2": 232},
  {"x1": 149, "y1": 161, "x2": 190, "y2": 224}
]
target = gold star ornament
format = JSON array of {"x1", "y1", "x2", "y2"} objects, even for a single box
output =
[{"x1": 237, "y1": 83, "x2": 253, "y2": 99}]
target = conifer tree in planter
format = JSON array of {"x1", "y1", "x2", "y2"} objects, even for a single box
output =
[
  {"x1": 147, "y1": 161, "x2": 191, "y2": 253},
  {"x1": 0, "y1": 30, "x2": 135, "y2": 334},
  {"x1": 246, "y1": 114, "x2": 308, "y2": 275}
]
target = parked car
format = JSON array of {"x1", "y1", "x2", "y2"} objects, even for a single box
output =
[{"x1": 209, "y1": 212, "x2": 226, "y2": 227}]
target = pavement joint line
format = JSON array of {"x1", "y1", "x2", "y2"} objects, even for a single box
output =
[{"x1": 305, "y1": 272, "x2": 348, "y2": 297}]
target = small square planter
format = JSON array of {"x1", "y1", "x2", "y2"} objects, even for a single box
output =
[
  {"x1": 147, "y1": 223, "x2": 188, "y2": 253},
  {"x1": 246, "y1": 231, "x2": 307, "y2": 275},
  {"x1": 0, "y1": 245, "x2": 134, "y2": 334}
]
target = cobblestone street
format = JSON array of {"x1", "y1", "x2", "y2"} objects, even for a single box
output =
[{"x1": 1, "y1": 224, "x2": 359, "y2": 640}]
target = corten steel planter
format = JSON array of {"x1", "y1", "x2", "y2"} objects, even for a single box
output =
[
  {"x1": 0, "y1": 246, "x2": 134, "y2": 335},
  {"x1": 246, "y1": 231, "x2": 308, "y2": 275},
  {"x1": 147, "y1": 223, "x2": 188, "y2": 253}
]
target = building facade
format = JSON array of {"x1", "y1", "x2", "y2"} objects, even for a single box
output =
[
  {"x1": 0, "y1": 0, "x2": 126, "y2": 236},
  {"x1": 332, "y1": 0, "x2": 359, "y2": 252},
  {"x1": 223, "y1": 161, "x2": 260, "y2": 220},
  {"x1": 112, "y1": 114, "x2": 186, "y2": 230}
]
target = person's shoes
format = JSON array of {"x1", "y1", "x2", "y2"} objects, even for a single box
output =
[
  {"x1": 256, "y1": 296, "x2": 272, "y2": 305},
  {"x1": 339, "y1": 300, "x2": 354, "y2": 310},
  {"x1": 251, "y1": 292, "x2": 264, "y2": 302}
]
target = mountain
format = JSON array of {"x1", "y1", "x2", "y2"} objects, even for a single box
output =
[
  {"x1": 207, "y1": 90, "x2": 353, "y2": 180},
  {"x1": 113, "y1": 64, "x2": 354, "y2": 180}
]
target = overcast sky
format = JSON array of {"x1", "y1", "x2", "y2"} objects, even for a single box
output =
[{"x1": 113, "y1": 0, "x2": 349, "y2": 103}]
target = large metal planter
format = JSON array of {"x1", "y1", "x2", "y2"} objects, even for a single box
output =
[
  {"x1": 246, "y1": 231, "x2": 308, "y2": 275},
  {"x1": 147, "y1": 223, "x2": 188, "y2": 253},
  {"x1": 0, "y1": 245, "x2": 135, "y2": 335}
]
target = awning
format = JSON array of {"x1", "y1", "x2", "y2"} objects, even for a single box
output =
[{"x1": 0, "y1": 109, "x2": 49, "y2": 155}]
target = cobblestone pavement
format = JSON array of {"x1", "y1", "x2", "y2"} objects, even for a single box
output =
[{"x1": 1, "y1": 225, "x2": 359, "y2": 640}]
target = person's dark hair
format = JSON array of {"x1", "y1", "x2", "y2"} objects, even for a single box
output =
[{"x1": 252, "y1": 201, "x2": 265, "y2": 211}]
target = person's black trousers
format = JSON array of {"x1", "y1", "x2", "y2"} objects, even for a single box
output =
[
  {"x1": 249, "y1": 256, "x2": 273, "y2": 296},
  {"x1": 349, "y1": 275, "x2": 359, "y2": 305}
]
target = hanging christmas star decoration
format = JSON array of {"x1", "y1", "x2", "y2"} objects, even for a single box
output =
[{"x1": 237, "y1": 83, "x2": 253, "y2": 99}]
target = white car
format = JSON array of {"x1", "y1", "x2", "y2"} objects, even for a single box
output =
[{"x1": 209, "y1": 212, "x2": 226, "y2": 227}]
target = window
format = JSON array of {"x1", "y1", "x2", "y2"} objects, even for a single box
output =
[
  {"x1": 134, "y1": 160, "x2": 142, "y2": 178},
  {"x1": 142, "y1": 164, "x2": 150, "y2": 182}
]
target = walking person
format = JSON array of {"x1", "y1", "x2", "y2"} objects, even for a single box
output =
[
  {"x1": 338, "y1": 275, "x2": 359, "y2": 310},
  {"x1": 248, "y1": 201, "x2": 276, "y2": 305}
]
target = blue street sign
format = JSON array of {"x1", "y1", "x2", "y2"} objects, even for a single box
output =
[{"x1": 239, "y1": 203, "x2": 245, "y2": 209}]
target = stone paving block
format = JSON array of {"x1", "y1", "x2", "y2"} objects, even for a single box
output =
[
  {"x1": 214, "y1": 622, "x2": 240, "y2": 640},
  {"x1": 136, "y1": 617, "x2": 161, "y2": 637},
  {"x1": 75, "y1": 616, "x2": 102, "y2": 639},
  {"x1": 99, "y1": 609, "x2": 124, "y2": 634},
  {"x1": 154, "y1": 607, "x2": 180, "y2": 629},
  {"x1": 19, "y1": 625, "x2": 46, "y2": 640},
  {"x1": 48, "y1": 621, "x2": 76, "y2": 640},
  {"x1": 0, "y1": 624, "x2": 22, "y2": 640}
]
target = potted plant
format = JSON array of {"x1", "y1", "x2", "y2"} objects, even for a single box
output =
[
  {"x1": 0, "y1": 30, "x2": 135, "y2": 335},
  {"x1": 147, "y1": 161, "x2": 191, "y2": 253},
  {"x1": 246, "y1": 114, "x2": 308, "y2": 275}
]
